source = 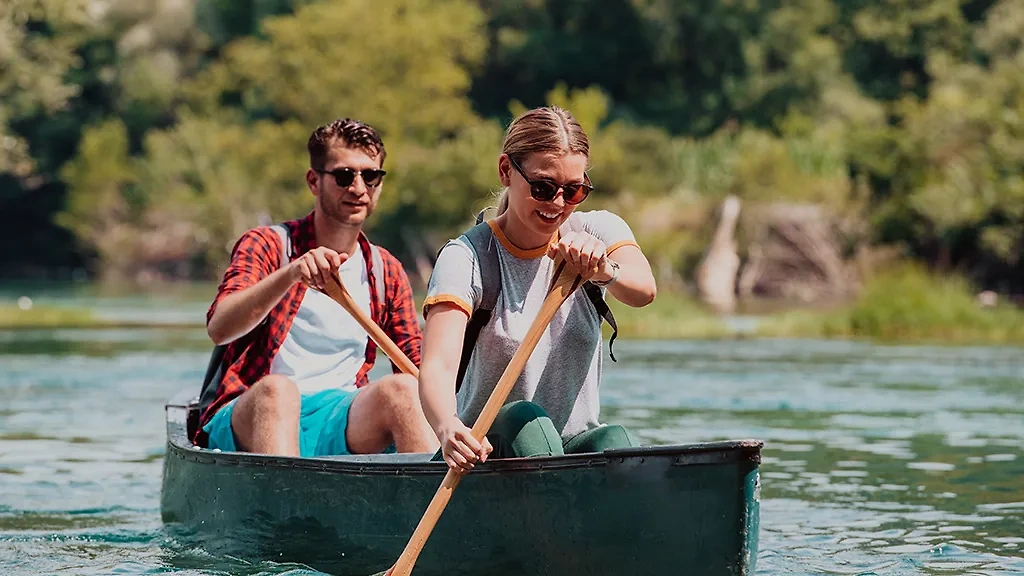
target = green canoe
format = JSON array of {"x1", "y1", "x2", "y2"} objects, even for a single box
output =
[{"x1": 161, "y1": 392, "x2": 762, "y2": 575}]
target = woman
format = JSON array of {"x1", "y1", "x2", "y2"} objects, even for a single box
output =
[{"x1": 419, "y1": 106, "x2": 657, "y2": 473}]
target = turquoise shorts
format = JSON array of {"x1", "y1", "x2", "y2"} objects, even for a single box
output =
[{"x1": 202, "y1": 387, "x2": 382, "y2": 457}]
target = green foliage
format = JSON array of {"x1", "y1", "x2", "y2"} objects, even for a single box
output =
[
  {"x1": 758, "y1": 263, "x2": 1024, "y2": 343},
  {"x1": 0, "y1": 303, "x2": 97, "y2": 329},
  {"x1": 606, "y1": 291, "x2": 730, "y2": 340},
  {"x1": 0, "y1": 0, "x2": 93, "y2": 177},
  {"x1": 136, "y1": 114, "x2": 311, "y2": 273},
  {"x1": 861, "y1": 0, "x2": 1024, "y2": 277},
  {"x1": 0, "y1": 0, "x2": 1020, "y2": 300},
  {"x1": 189, "y1": 0, "x2": 486, "y2": 143},
  {"x1": 56, "y1": 119, "x2": 139, "y2": 275}
]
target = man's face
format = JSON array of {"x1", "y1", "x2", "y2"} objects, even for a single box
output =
[{"x1": 308, "y1": 144, "x2": 384, "y2": 229}]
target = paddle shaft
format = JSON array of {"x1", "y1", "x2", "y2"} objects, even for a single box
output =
[
  {"x1": 386, "y1": 259, "x2": 583, "y2": 576},
  {"x1": 320, "y1": 274, "x2": 419, "y2": 378}
]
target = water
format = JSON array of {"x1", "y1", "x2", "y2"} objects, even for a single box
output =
[{"x1": 1, "y1": 299, "x2": 1023, "y2": 574}]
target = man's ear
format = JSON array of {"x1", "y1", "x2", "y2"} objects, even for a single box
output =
[{"x1": 306, "y1": 168, "x2": 320, "y2": 196}]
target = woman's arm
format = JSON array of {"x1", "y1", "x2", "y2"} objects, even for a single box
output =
[
  {"x1": 419, "y1": 303, "x2": 492, "y2": 472},
  {"x1": 603, "y1": 244, "x2": 657, "y2": 308}
]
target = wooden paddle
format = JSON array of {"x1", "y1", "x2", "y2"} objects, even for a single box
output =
[
  {"x1": 319, "y1": 273, "x2": 419, "y2": 378},
  {"x1": 379, "y1": 256, "x2": 584, "y2": 576}
]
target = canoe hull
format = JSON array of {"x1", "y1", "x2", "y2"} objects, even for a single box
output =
[{"x1": 161, "y1": 399, "x2": 761, "y2": 576}]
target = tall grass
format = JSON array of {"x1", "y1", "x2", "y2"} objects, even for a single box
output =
[
  {"x1": 606, "y1": 291, "x2": 730, "y2": 340},
  {"x1": 758, "y1": 265, "x2": 1024, "y2": 344},
  {"x1": 0, "y1": 304, "x2": 99, "y2": 329}
]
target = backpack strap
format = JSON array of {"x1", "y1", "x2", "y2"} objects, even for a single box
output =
[
  {"x1": 559, "y1": 218, "x2": 619, "y2": 362},
  {"x1": 271, "y1": 223, "x2": 292, "y2": 265},
  {"x1": 454, "y1": 213, "x2": 501, "y2": 392},
  {"x1": 584, "y1": 282, "x2": 618, "y2": 362}
]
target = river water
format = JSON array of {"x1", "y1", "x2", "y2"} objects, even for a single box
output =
[{"x1": 1, "y1": 293, "x2": 1022, "y2": 575}]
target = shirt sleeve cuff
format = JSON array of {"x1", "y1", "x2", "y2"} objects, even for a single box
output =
[{"x1": 422, "y1": 294, "x2": 472, "y2": 318}]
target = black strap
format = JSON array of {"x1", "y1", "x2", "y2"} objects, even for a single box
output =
[
  {"x1": 454, "y1": 213, "x2": 500, "y2": 392},
  {"x1": 583, "y1": 282, "x2": 618, "y2": 362}
]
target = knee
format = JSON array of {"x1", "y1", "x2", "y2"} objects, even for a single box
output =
[
  {"x1": 598, "y1": 425, "x2": 636, "y2": 447},
  {"x1": 249, "y1": 375, "x2": 301, "y2": 414},
  {"x1": 374, "y1": 374, "x2": 420, "y2": 410},
  {"x1": 493, "y1": 401, "x2": 551, "y2": 435},
  {"x1": 500, "y1": 400, "x2": 549, "y2": 424}
]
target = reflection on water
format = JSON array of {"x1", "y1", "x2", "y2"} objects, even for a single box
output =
[{"x1": 1, "y1": 322, "x2": 1022, "y2": 574}]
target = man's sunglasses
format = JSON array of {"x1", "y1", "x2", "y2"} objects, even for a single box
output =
[
  {"x1": 315, "y1": 167, "x2": 386, "y2": 188},
  {"x1": 508, "y1": 156, "x2": 593, "y2": 205}
]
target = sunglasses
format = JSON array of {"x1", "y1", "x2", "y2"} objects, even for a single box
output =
[
  {"x1": 508, "y1": 156, "x2": 593, "y2": 205},
  {"x1": 315, "y1": 167, "x2": 386, "y2": 188}
]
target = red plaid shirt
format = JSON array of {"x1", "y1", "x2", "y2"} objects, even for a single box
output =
[{"x1": 196, "y1": 211, "x2": 422, "y2": 438}]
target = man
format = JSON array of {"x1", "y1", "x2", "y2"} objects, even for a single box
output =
[{"x1": 196, "y1": 118, "x2": 438, "y2": 457}]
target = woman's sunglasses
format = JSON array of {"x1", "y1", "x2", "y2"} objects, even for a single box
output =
[
  {"x1": 508, "y1": 156, "x2": 593, "y2": 205},
  {"x1": 315, "y1": 167, "x2": 386, "y2": 188}
]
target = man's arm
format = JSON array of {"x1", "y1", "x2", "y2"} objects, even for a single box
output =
[
  {"x1": 207, "y1": 230, "x2": 348, "y2": 346},
  {"x1": 206, "y1": 229, "x2": 292, "y2": 346},
  {"x1": 207, "y1": 267, "x2": 298, "y2": 346}
]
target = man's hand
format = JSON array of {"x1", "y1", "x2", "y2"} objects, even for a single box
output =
[{"x1": 290, "y1": 246, "x2": 348, "y2": 290}]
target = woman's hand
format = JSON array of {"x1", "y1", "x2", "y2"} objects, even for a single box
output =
[
  {"x1": 548, "y1": 231, "x2": 615, "y2": 284},
  {"x1": 290, "y1": 246, "x2": 347, "y2": 290},
  {"x1": 437, "y1": 417, "x2": 493, "y2": 474}
]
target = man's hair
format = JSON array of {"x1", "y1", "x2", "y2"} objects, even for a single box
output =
[{"x1": 307, "y1": 118, "x2": 386, "y2": 170}]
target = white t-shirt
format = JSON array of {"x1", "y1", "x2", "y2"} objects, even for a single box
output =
[
  {"x1": 269, "y1": 244, "x2": 372, "y2": 394},
  {"x1": 423, "y1": 210, "x2": 638, "y2": 440}
]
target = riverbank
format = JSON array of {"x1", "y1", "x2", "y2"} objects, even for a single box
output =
[
  {"x1": 0, "y1": 303, "x2": 203, "y2": 330},
  {"x1": 610, "y1": 265, "x2": 1024, "y2": 346},
  {"x1": 5, "y1": 266, "x2": 1023, "y2": 346}
]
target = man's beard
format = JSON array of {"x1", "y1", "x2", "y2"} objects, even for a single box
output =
[{"x1": 322, "y1": 186, "x2": 374, "y2": 227}]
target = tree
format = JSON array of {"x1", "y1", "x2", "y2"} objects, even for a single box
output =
[{"x1": 0, "y1": 0, "x2": 92, "y2": 178}]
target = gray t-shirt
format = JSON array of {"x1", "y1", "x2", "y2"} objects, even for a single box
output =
[{"x1": 424, "y1": 210, "x2": 638, "y2": 440}]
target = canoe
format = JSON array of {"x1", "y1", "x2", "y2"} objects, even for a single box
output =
[{"x1": 161, "y1": 390, "x2": 763, "y2": 576}]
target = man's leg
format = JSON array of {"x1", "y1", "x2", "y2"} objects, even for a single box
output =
[
  {"x1": 344, "y1": 373, "x2": 439, "y2": 454},
  {"x1": 230, "y1": 374, "x2": 302, "y2": 456}
]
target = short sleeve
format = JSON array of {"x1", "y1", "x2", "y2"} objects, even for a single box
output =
[
  {"x1": 207, "y1": 227, "x2": 280, "y2": 324},
  {"x1": 573, "y1": 210, "x2": 639, "y2": 254},
  {"x1": 423, "y1": 237, "x2": 482, "y2": 318}
]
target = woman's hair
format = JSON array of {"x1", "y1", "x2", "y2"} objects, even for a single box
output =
[{"x1": 496, "y1": 106, "x2": 590, "y2": 214}]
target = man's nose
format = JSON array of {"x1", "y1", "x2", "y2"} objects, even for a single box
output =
[{"x1": 349, "y1": 175, "x2": 368, "y2": 196}]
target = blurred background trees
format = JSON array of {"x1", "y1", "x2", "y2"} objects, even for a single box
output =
[{"x1": 2, "y1": 0, "x2": 1021, "y2": 298}]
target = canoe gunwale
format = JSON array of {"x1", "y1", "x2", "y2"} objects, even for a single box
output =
[{"x1": 165, "y1": 395, "x2": 762, "y2": 477}]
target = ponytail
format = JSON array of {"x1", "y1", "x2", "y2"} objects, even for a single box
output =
[{"x1": 497, "y1": 189, "x2": 509, "y2": 215}]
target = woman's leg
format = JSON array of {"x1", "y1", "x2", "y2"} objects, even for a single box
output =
[
  {"x1": 563, "y1": 424, "x2": 639, "y2": 454},
  {"x1": 486, "y1": 400, "x2": 564, "y2": 458}
]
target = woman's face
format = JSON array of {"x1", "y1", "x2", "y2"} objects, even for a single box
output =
[{"x1": 499, "y1": 151, "x2": 589, "y2": 242}]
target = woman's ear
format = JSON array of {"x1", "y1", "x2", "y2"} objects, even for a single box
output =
[{"x1": 498, "y1": 154, "x2": 512, "y2": 187}]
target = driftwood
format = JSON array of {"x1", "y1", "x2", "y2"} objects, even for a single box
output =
[
  {"x1": 695, "y1": 195, "x2": 742, "y2": 313},
  {"x1": 738, "y1": 203, "x2": 854, "y2": 302}
]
